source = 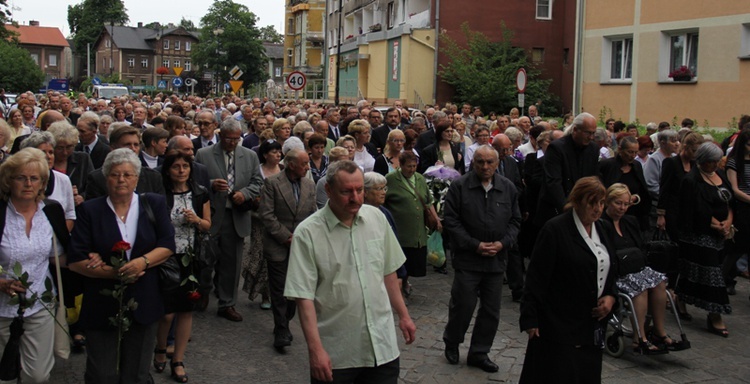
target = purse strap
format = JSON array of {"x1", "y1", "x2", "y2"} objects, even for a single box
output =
[{"x1": 52, "y1": 233, "x2": 65, "y2": 308}]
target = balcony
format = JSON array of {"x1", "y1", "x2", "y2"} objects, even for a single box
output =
[{"x1": 344, "y1": 0, "x2": 375, "y2": 14}]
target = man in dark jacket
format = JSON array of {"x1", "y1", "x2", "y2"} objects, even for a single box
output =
[{"x1": 442, "y1": 145, "x2": 521, "y2": 373}]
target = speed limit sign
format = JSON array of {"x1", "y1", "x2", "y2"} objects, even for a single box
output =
[{"x1": 287, "y1": 71, "x2": 307, "y2": 91}]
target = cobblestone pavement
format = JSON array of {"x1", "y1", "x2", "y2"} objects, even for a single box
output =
[{"x1": 52, "y1": 263, "x2": 750, "y2": 383}]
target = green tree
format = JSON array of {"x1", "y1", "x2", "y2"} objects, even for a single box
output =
[
  {"x1": 0, "y1": 41, "x2": 45, "y2": 92},
  {"x1": 259, "y1": 25, "x2": 282, "y2": 43},
  {"x1": 68, "y1": 0, "x2": 129, "y2": 67},
  {"x1": 439, "y1": 22, "x2": 558, "y2": 116},
  {"x1": 192, "y1": 0, "x2": 266, "y2": 93},
  {"x1": 0, "y1": 0, "x2": 18, "y2": 42},
  {"x1": 179, "y1": 18, "x2": 197, "y2": 32}
]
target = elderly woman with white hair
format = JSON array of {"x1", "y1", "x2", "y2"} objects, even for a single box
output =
[
  {"x1": 48, "y1": 121, "x2": 95, "y2": 206},
  {"x1": 69, "y1": 148, "x2": 175, "y2": 383},
  {"x1": 675, "y1": 142, "x2": 733, "y2": 337}
]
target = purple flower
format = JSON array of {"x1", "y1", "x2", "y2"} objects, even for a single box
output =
[{"x1": 425, "y1": 165, "x2": 462, "y2": 181}]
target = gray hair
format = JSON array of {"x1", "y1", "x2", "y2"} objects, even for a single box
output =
[
  {"x1": 645, "y1": 122, "x2": 658, "y2": 131},
  {"x1": 363, "y1": 172, "x2": 387, "y2": 190},
  {"x1": 263, "y1": 101, "x2": 276, "y2": 111},
  {"x1": 504, "y1": 127, "x2": 523, "y2": 143},
  {"x1": 572, "y1": 112, "x2": 596, "y2": 131},
  {"x1": 411, "y1": 117, "x2": 426, "y2": 126},
  {"x1": 293, "y1": 121, "x2": 314, "y2": 137},
  {"x1": 295, "y1": 111, "x2": 308, "y2": 121},
  {"x1": 102, "y1": 148, "x2": 142, "y2": 177},
  {"x1": 432, "y1": 111, "x2": 447, "y2": 123},
  {"x1": 79, "y1": 111, "x2": 100, "y2": 132},
  {"x1": 47, "y1": 121, "x2": 79, "y2": 143},
  {"x1": 282, "y1": 136, "x2": 305, "y2": 155},
  {"x1": 618, "y1": 135, "x2": 638, "y2": 150},
  {"x1": 694, "y1": 142, "x2": 723, "y2": 164},
  {"x1": 284, "y1": 147, "x2": 306, "y2": 165},
  {"x1": 21, "y1": 131, "x2": 56, "y2": 149},
  {"x1": 219, "y1": 118, "x2": 242, "y2": 135},
  {"x1": 325, "y1": 108, "x2": 339, "y2": 118},
  {"x1": 657, "y1": 129, "x2": 678, "y2": 144},
  {"x1": 325, "y1": 160, "x2": 362, "y2": 186},
  {"x1": 594, "y1": 127, "x2": 608, "y2": 142},
  {"x1": 100, "y1": 114, "x2": 113, "y2": 124},
  {"x1": 475, "y1": 144, "x2": 499, "y2": 160}
]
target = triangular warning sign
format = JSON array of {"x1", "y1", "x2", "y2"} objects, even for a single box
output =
[
  {"x1": 229, "y1": 80, "x2": 244, "y2": 93},
  {"x1": 173, "y1": 67, "x2": 183, "y2": 77}
]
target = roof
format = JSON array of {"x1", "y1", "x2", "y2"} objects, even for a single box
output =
[
  {"x1": 263, "y1": 43, "x2": 284, "y2": 59},
  {"x1": 5, "y1": 24, "x2": 68, "y2": 47},
  {"x1": 103, "y1": 25, "x2": 157, "y2": 50}
]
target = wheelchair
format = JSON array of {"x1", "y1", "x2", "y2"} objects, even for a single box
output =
[{"x1": 604, "y1": 289, "x2": 691, "y2": 357}]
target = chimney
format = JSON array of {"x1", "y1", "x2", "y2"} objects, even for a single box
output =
[
  {"x1": 138, "y1": 22, "x2": 143, "y2": 28},
  {"x1": 29, "y1": 20, "x2": 40, "y2": 27}
]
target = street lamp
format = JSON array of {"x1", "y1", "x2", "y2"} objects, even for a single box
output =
[{"x1": 213, "y1": 28, "x2": 224, "y2": 95}]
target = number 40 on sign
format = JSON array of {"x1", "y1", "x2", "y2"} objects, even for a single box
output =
[{"x1": 287, "y1": 71, "x2": 306, "y2": 91}]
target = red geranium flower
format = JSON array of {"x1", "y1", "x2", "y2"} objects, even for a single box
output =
[
  {"x1": 187, "y1": 290, "x2": 202, "y2": 302},
  {"x1": 112, "y1": 241, "x2": 132, "y2": 252}
]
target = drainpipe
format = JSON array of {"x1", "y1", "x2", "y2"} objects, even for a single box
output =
[
  {"x1": 572, "y1": 0, "x2": 585, "y2": 113},
  {"x1": 432, "y1": 0, "x2": 440, "y2": 104},
  {"x1": 334, "y1": 0, "x2": 343, "y2": 106}
]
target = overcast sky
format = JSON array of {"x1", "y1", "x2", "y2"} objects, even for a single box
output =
[{"x1": 9, "y1": 0, "x2": 286, "y2": 37}]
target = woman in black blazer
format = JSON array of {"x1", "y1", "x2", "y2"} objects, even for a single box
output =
[
  {"x1": 419, "y1": 121, "x2": 463, "y2": 174},
  {"x1": 599, "y1": 135, "x2": 651, "y2": 230},
  {"x1": 519, "y1": 177, "x2": 617, "y2": 384}
]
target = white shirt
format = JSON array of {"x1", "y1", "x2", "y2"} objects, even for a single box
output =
[
  {"x1": 142, "y1": 152, "x2": 159, "y2": 169},
  {"x1": 518, "y1": 141, "x2": 536, "y2": 157},
  {"x1": 84, "y1": 135, "x2": 99, "y2": 154},
  {"x1": 572, "y1": 210, "x2": 610, "y2": 297},
  {"x1": 353, "y1": 147, "x2": 375, "y2": 173},
  {"x1": 106, "y1": 193, "x2": 140, "y2": 260},
  {"x1": 48, "y1": 170, "x2": 76, "y2": 221}
]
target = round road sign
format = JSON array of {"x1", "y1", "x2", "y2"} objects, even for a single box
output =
[
  {"x1": 171, "y1": 77, "x2": 183, "y2": 88},
  {"x1": 287, "y1": 71, "x2": 307, "y2": 91},
  {"x1": 516, "y1": 68, "x2": 527, "y2": 93}
]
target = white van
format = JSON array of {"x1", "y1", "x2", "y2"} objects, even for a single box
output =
[{"x1": 93, "y1": 84, "x2": 129, "y2": 100}]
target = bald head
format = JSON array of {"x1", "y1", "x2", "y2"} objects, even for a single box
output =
[
  {"x1": 167, "y1": 135, "x2": 195, "y2": 157},
  {"x1": 492, "y1": 134, "x2": 512, "y2": 160},
  {"x1": 41, "y1": 110, "x2": 65, "y2": 131}
]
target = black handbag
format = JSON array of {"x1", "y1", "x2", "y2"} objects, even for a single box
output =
[
  {"x1": 140, "y1": 193, "x2": 182, "y2": 293},
  {"x1": 194, "y1": 231, "x2": 218, "y2": 267},
  {"x1": 645, "y1": 230, "x2": 680, "y2": 274},
  {"x1": 615, "y1": 247, "x2": 646, "y2": 277}
]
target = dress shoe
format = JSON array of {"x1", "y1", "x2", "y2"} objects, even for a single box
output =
[
  {"x1": 274, "y1": 331, "x2": 292, "y2": 353},
  {"x1": 217, "y1": 306, "x2": 243, "y2": 322},
  {"x1": 467, "y1": 357, "x2": 499, "y2": 373},
  {"x1": 444, "y1": 344, "x2": 459, "y2": 365}
]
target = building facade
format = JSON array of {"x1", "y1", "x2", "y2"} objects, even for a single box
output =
[
  {"x1": 284, "y1": 0, "x2": 326, "y2": 80},
  {"x1": 577, "y1": 1, "x2": 750, "y2": 128},
  {"x1": 94, "y1": 24, "x2": 199, "y2": 87},
  {"x1": 7, "y1": 21, "x2": 71, "y2": 81}
]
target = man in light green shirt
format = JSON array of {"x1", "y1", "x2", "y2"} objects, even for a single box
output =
[{"x1": 285, "y1": 160, "x2": 416, "y2": 383}]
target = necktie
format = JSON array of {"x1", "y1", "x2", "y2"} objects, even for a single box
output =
[
  {"x1": 84, "y1": 146, "x2": 90, "y2": 154},
  {"x1": 500, "y1": 161, "x2": 505, "y2": 176},
  {"x1": 226, "y1": 151, "x2": 235, "y2": 191},
  {"x1": 334, "y1": 127, "x2": 339, "y2": 139},
  {"x1": 207, "y1": 140, "x2": 213, "y2": 146}
]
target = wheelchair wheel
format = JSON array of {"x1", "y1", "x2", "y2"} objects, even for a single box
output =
[{"x1": 604, "y1": 328, "x2": 625, "y2": 358}]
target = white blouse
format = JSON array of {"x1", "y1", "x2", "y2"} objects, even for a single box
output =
[{"x1": 573, "y1": 210, "x2": 611, "y2": 297}]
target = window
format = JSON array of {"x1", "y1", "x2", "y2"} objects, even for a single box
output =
[
  {"x1": 163, "y1": 59, "x2": 170, "y2": 67},
  {"x1": 30, "y1": 53, "x2": 39, "y2": 65},
  {"x1": 173, "y1": 60, "x2": 180, "y2": 68},
  {"x1": 275, "y1": 67, "x2": 281, "y2": 77},
  {"x1": 610, "y1": 38, "x2": 633, "y2": 80},
  {"x1": 174, "y1": 40, "x2": 180, "y2": 50},
  {"x1": 288, "y1": 18, "x2": 294, "y2": 34},
  {"x1": 128, "y1": 57, "x2": 135, "y2": 67},
  {"x1": 141, "y1": 58, "x2": 149, "y2": 68},
  {"x1": 48, "y1": 54, "x2": 57, "y2": 66},
  {"x1": 163, "y1": 39, "x2": 170, "y2": 50},
  {"x1": 386, "y1": 2, "x2": 395, "y2": 29},
  {"x1": 536, "y1": 0, "x2": 552, "y2": 20},
  {"x1": 102, "y1": 58, "x2": 106, "y2": 69},
  {"x1": 185, "y1": 41, "x2": 191, "y2": 51},
  {"x1": 670, "y1": 32, "x2": 698, "y2": 77},
  {"x1": 105, "y1": 39, "x2": 111, "y2": 48},
  {"x1": 185, "y1": 60, "x2": 191, "y2": 71},
  {"x1": 109, "y1": 58, "x2": 112, "y2": 69},
  {"x1": 531, "y1": 48, "x2": 545, "y2": 63}
]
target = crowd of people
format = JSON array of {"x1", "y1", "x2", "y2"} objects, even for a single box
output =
[{"x1": 0, "y1": 88, "x2": 748, "y2": 383}]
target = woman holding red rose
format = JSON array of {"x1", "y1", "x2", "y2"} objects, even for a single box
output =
[
  {"x1": 153, "y1": 150, "x2": 211, "y2": 383},
  {"x1": 68, "y1": 148, "x2": 175, "y2": 384}
]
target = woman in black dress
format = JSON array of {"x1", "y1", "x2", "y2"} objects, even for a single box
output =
[
  {"x1": 599, "y1": 135, "x2": 651, "y2": 231},
  {"x1": 676, "y1": 142, "x2": 733, "y2": 337},
  {"x1": 154, "y1": 150, "x2": 211, "y2": 382}
]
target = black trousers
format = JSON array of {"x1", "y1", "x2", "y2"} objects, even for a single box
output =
[
  {"x1": 505, "y1": 244, "x2": 525, "y2": 297},
  {"x1": 443, "y1": 269, "x2": 503, "y2": 358},
  {"x1": 268, "y1": 258, "x2": 296, "y2": 334},
  {"x1": 520, "y1": 337, "x2": 603, "y2": 384},
  {"x1": 310, "y1": 358, "x2": 399, "y2": 384},
  {"x1": 84, "y1": 322, "x2": 158, "y2": 384}
]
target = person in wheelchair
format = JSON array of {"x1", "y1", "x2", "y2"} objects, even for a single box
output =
[{"x1": 602, "y1": 183, "x2": 687, "y2": 353}]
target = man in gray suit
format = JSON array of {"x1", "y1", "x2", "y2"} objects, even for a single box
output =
[
  {"x1": 196, "y1": 119, "x2": 263, "y2": 322},
  {"x1": 259, "y1": 148, "x2": 317, "y2": 352}
]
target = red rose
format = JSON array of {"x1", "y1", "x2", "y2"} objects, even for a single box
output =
[
  {"x1": 112, "y1": 241, "x2": 132, "y2": 252},
  {"x1": 187, "y1": 291, "x2": 202, "y2": 302}
]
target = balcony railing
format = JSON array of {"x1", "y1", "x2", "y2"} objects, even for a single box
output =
[{"x1": 343, "y1": 0, "x2": 375, "y2": 14}]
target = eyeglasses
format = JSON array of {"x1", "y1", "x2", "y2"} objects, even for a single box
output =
[
  {"x1": 580, "y1": 130, "x2": 596, "y2": 137},
  {"x1": 370, "y1": 186, "x2": 388, "y2": 192},
  {"x1": 196, "y1": 121, "x2": 213, "y2": 127},
  {"x1": 222, "y1": 137, "x2": 241, "y2": 143},
  {"x1": 13, "y1": 175, "x2": 42, "y2": 184},
  {"x1": 108, "y1": 173, "x2": 137, "y2": 180},
  {"x1": 390, "y1": 139, "x2": 406, "y2": 143}
]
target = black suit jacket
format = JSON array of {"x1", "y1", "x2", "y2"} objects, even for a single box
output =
[
  {"x1": 535, "y1": 135, "x2": 599, "y2": 226},
  {"x1": 192, "y1": 136, "x2": 218, "y2": 151},
  {"x1": 598, "y1": 155, "x2": 652, "y2": 228},
  {"x1": 65, "y1": 151, "x2": 95, "y2": 196},
  {"x1": 371, "y1": 124, "x2": 401, "y2": 152},
  {"x1": 139, "y1": 152, "x2": 164, "y2": 169},
  {"x1": 85, "y1": 166, "x2": 165, "y2": 200},
  {"x1": 498, "y1": 156, "x2": 525, "y2": 211},
  {"x1": 520, "y1": 211, "x2": 618, "y2": 346},
  {"x1": 76, "y1": 139, "x2": 111, "y2": 169},
  {"x1": 326, "y1": 124, "x2": 347, "y2": 141},
  {"x1": 10, "y1": 133, "x2": 29, "y2": 154},
  {"x1": 416, "y1": 129, "x2": 436, "y2": 153}
]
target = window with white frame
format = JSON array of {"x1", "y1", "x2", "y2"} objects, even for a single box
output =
[
  {"x1": 163, "y1": 59, "x2": 170, "y2": 67},
  {"x1": 387, "y1": 2, "x2": 395, "y2": 29},
  {"x1": 610, "y1": 38, "x2": 633, "y2": 80},
  {"x1": 141, "y1": 58, "x2": 149, "y2": 68},
  {"x1": 185, "y1": 60, "x2": 191, "y2": 71},
  {"x1": 30, "y1": 53, "x2": 39, "y2": 65},
  {"x1": 48, "y1": 54, "x2": 57, "y2": 66},
  {"x1": 275, "y1": 67, "x2": 281, "y2": 77},
  {"x1": 164, "y1": 39, "x2": 170, "y2": 50},
  {"x1": 173, "y1": 60, "x2": 180, "y2": 68},
  {"x1": 185, "y1": 41, "x2": 191, "y2": 51},
  {"x1": 128, "y1": 57, "x2": 135, "y2": 67},
  {"x1": 174, "y1": 40, "x2": 180, "y2": 50},
  {"x1": 669, "y1": 32, "x2": 698, "y2": 77},
  {"x1": 109, "y1": 58, "x2": 112, "y2": 69},
  {"x1": 105, "y1": 39, "x2": 111, "y2": 48},
  {"x1": 536, "y1": 0, "x2": 552, "y2": 20}
]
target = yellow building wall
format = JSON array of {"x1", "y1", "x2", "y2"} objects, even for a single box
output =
[
  {"x1": 580, "y1": 83, "x2": 632, "y2": 122},
  {"x1": 403, "y1": 30, "x2": 435, "y2": 106},
  {"x1": 366, "y1": 40, "x2": 389, "y2": 101},
  {"x1": 585, "y1": 0, "x2": 635, "y2": 30},
  {"x1": 641, "y1": 1, "x2": 750, "y2": 24}
]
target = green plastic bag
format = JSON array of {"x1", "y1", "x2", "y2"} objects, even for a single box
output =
[{"x1": 427, "y1": 231, "x2": 446, "y2": 267}]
